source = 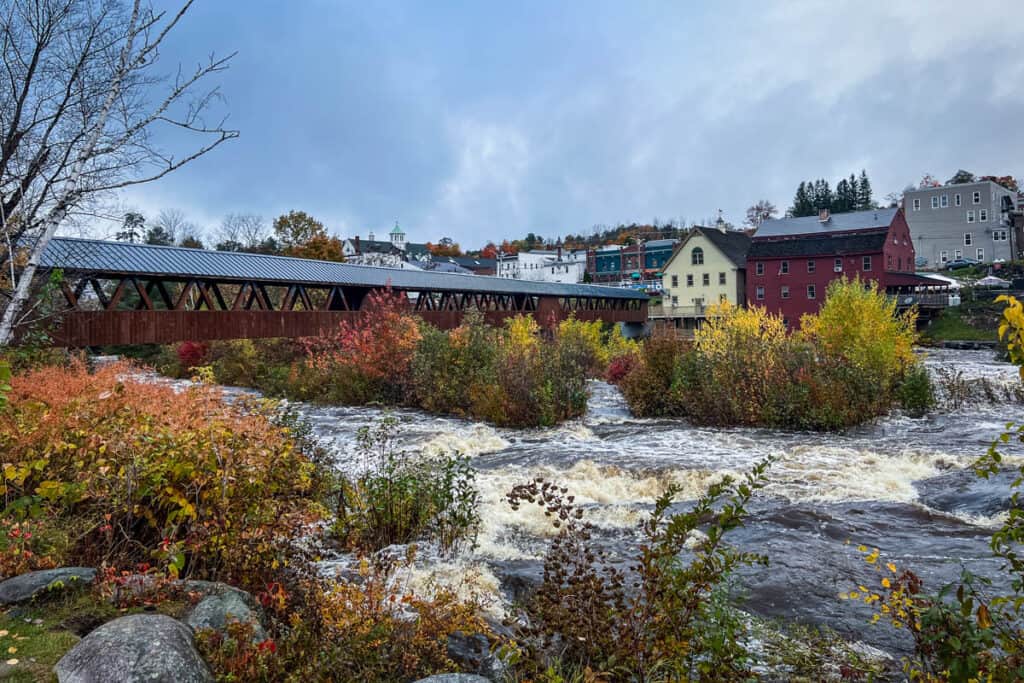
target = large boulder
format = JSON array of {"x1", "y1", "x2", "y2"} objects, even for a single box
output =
[
  {"x1": 55, "y1": 613, "x2": 212, "y2": 683},
  {"x1": 413, "y1": 676, "x2": 492, "y2": 683},
  {"x1": 446, "y1": 631, "x2": 507, "y2": 681},
  {"x1": 0, "y1": 567, "x2": 95, "y2": 605},
  {"x1": 184, "y1": 589, "x2": 267, "y2": 642}
]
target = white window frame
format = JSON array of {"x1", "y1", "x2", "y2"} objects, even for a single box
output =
[
  {"x1": 671, "y1": 274, "x2": 678, "y2": 287},
  {"x1": 967, "y1": 210, "x2": 975, "y2": 223},
  {"x1": 940, "y1": 194, "x2": 949, "y2": 208},
  {"x1": 807, "y1": 285, "x2": 816, "y2": 300},
  {"x1": 702, "y1": 273, "x2": 710, "y2": 286},
  {"x1": 964, "y1": 232, "x2": 973, "y2": 246},
  {"x1": 980, "y1": 209, "x2": 988, "y2": 222},
  {"x1": 976, "y1": 248, "x2": 984, "y2": 261},
  {"x1": 834, "y1": 258, "x2": 843, "y2": 272},
  {"x1": 973, "y1": 191, "x2": 981, "y2": 204},
  {"x1": 940, "y1": 250, "x2": 948, "y2": 263},
  {"x1": 780, "y1": 260, "x2": 790, "y2": 274},
  {"x1": 686, "y1": 274, "x2": 693, "y2": 287},
  {"x1": 955, "y1": 193, "x2": 962, "y2": 207},
  {"x1": 807, "y1": 259, "x2": 816, "y2": 273},
  {"x1": 955, "y1": 249, "x2": 962, "y2": 259},
  {"x1": 912, "y1": 198, "x2": 921, "y2": 211},
  {"x1": 994, "y1": 230, "x2": 1008, "y2": 241},
  {"x1": 718, "y1": 272, "x2": 726, "y2": 285},
  {"x1": 781, "y1": 286, "x2": 790, "y2": 299},
  {"x1": 755, "y1": 262, "x2": 764, "y2": 276},
  {"x1": 862, "y1": 255, "x2": 872, "y2": 271},
  {"x1": 755, "y1": 286, "x2": 765, "y2": 300},
  {"x1": 931, "y1": 196, "x2": 939, "y2": 209}
]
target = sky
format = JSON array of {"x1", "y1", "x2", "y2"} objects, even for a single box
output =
[{"x1": 113, "y1": 0, "x2": 1024, "y2": 249}]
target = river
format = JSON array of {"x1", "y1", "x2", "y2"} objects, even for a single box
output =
[{"x1": 243, "y1": 348, "x2": 1024, "y2": 659}]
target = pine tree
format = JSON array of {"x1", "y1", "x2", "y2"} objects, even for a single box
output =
[
  {"x1": 857, "y1": 169, "x2": 873, "y2": 209},
  {"x1": 790, "y1": 181, "x2": 811, "y2": 217},
  {"x1": 835, "y1": 179, "x2": 851, "y2": 213},
  {"x1": 812, "y1": 179, "x2": 833, "y2": 210},
  {"x1": 848, "y1": 173, "x2": 859, "y2": 209}
]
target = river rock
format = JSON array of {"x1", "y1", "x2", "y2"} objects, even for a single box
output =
[
  {"x1": 412, "y1": 676, "x2": 492, "y2": 683},
  {"x1": 54, "y1": 613, "x2": 212, "y2": 683},
  {"x1": 0, "y1": 567, "x2": 95, "y2": 604},
  {"x1": 184, "y1": 589, "x2": 267, "y2": 642},
  {"x1": 446, "y1": 631, "x2": 507, "y2": 681}
]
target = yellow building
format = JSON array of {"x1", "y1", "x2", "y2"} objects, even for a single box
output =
[{"x1": 653, "y1": 226, "x2": 751, "y2": 330}]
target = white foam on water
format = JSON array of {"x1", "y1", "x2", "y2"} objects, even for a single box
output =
[{"x1": 418, "y1": 423, "x2": 511, "y2": 458}]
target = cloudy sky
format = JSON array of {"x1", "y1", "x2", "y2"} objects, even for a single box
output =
[{"x1": 118, "y1": 0, "x2": 1024, "y2": 248}]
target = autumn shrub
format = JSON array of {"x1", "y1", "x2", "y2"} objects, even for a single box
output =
[
  {"x1": 334, "y1": 417, "x2": 480, "y2": 556},
  {"x1": 175, "y1": 340, "x2": 209, "y2": 370},
  {"x1": 0, "y1": 360, "x2": 327, "y2": 591},
  {"x1": 604, "y1": 353, "x2": 637, "y2": 384},
  {"x1": 621, "y1": 279, "x2": 930, "y2": 430},
  {"x1": 506, "y1": 457, "x2": 774, "y2": 680},
  {"x1": 618, "y1": 333, "x2": 688, "y2": 416}
]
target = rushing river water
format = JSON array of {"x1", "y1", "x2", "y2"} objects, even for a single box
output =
[{"x1": 230, "y1": 348, "x2": 1024, "y2": 659}]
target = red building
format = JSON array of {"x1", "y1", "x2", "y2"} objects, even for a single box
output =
[{"x1": 746, "y1": 208, "x2": 917, "y2": 327}]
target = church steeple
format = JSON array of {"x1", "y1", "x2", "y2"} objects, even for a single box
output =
[{"x1": 389, "y1": 221, "x2": 406, "y2": 250}]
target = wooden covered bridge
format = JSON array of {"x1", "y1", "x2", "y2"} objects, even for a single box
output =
[{"x1": 34, "y1": 238, "x2": 649, "y2": 346}]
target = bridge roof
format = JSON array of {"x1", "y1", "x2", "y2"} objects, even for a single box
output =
[{"x1": 41, "y1": 237, "x2": 646, "y2": 300}]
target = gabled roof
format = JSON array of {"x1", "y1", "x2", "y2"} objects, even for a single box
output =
[
  {"x1": 667, "y1": 226, "x2": 751, "y2": 269},
  {"x1": 754, "y1": 208, "x2": 898, "y2": 239},
  {"x1": 747, "y1": 230, "x2": 888, "y2": 258},
  {"x1": 40, "y1": 237, "x2": 647, "y2": 299}
]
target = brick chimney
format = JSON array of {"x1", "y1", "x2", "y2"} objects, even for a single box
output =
[
  {"x1": 818, "y1": 208, "x2": 831, "y2": 223},
  {"x1": 354, "y1": 235, "x2": 360, "y2": 254}
]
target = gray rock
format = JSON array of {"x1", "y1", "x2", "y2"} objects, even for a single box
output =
[
  {"x1": 55, "y1": 613, "x2": 212, "y2": 683},
  {"x1": 0, "y1": 567, "x2": 95, "y2": 604},
  {"x1": 184, "y1": 590, "x2": 267, "y2": 642},
  {"x1": 446, "y1": 631, "x2": 507, "y2": 681},
  {"x1": 413, "y1": 676, "x2": 492, "y2": 683}
]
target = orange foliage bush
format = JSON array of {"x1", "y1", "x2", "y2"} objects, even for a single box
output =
[{"x1": 0, "y1": 361, "x2": 325, "y2": 589}]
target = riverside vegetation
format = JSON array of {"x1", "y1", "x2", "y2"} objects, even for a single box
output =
[
  {"x1": 617, "y1": 277, "x2": 934, "y2": 430},
  {"x1": 157, "y1": 287, "x2": 640, "y2": 428}
]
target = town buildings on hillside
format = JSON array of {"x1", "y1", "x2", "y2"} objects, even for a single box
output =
[
  {"x1": 903, "y1": 180, "x2": 1018, "y2": 267},
  {"x1": 652, "y1": 226, "x2": 751, "y2": 330},
  {"x1": 746, "y1": 208, "x2": 922, "y2": 327},
  {"x1": 586, "y1": 238, "x2": 677, "y2": 285},
  {"x1": 342, "y1": 223, "x2": 430, "y2": 267},
  {"x1": 497, "y1": 247, "x2": 587, "y2": 283}
]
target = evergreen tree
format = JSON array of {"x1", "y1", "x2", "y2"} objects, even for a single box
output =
[
  {"x1": 790, "y1": 181, "x2": 814, "y2": 217},
  {"x1": 144, "y1": 225, "x2": 174, "y2": 246},
  {"x1": 849, "y1": 173, "x2": 859, "y2": 207},
  {"x1": 834, "y1": 179, "x2": 851, "y2": 213},
  {"x1": 857, "y1": 169, "x2": 873, "y2": 209},
  {"x1": 812, "y1": 179, "x2": 833, "y2": 210}
]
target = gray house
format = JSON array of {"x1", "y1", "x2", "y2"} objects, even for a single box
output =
[{"x1": 904, "y1": 180, "x2": 1018, "y2": 267}]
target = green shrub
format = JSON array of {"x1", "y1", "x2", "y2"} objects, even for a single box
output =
[
  {"x1": 896, "y1": 364, "x2": 937, "y2": 416},
  {"x1": 335, "y1": 416, "x2": 480, "y2": 556}
]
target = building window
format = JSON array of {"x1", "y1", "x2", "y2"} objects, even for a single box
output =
[
  {"x1": 756, "y1": 262, "x2": 764, "y2": 276},
  {"x1": 671, "y1": 274, "x2": 678, "y2": 287},
  {"x1": 940, "y1": 194, "x2": 948, "y2": 208},
  {"x1": 686, "y1": 274, "x2": 693, "y2": 287},
  {"x1": 862, "y1": 255, "x2": 872, "y2": 271},
  {"x1": 955, "y1": 193, "x2": 962, "y2": 207},
  {"x1": 967, "y1": 210, "x2": 975, "y2": 223},
  {"x1": 964, "y1": 233, "x2": 973, "y2": 246},
  {"x1": 671, "y1": 296, "x2": 678, "y2": 305},
  {"x1": 912, "y1": 198, "x2": 921, "y2": 211},
  {"x1": 691, "y1": 247, "x2": 704, "y2": 265},
  {"x1": 940, "y1": 250, "x2": 948, "y2": 263},
  {"x1": 973, "y1": 191, "x2": 981, "y2": 204},
  {"x1": 755, "y1": 286, "x2": 765, "y2": 300},
  {"x1": 718, "y1": 272, "x2": 726, "y2": 285},
  {"x1": 980, "y1": 209, "x2": 988, "y2": 221},
  {"x1": 887, "y1": 254, "x2": 893, "y2": 268},
  {"x1": 931, "y1": 196, "x2": 939, "y2": 209},
  {"x1": 807, "y1": 260, "x2": 816, "y2": 273},
  {"x1": 780, "y1": 260, "x2": 789, "y2": 274},
  {"x1": 994, "y1": 230, "x2": 1008, "y2": 241},
  {"x1": 807, "y1": 285, "x2": 816, "y2": 300},
  {"x1": 955, "y1": 249, "x2": 962, "y2": 259},
  {"x1": 702, "y1": 273, "x2": 710, "y2": 286},
  {"x1": 834, "y1": 258, "x2": 842, "y2": 272},
  {"x1": 977, "y1": 248, "x2": 984, "y2": 261},
  {"x1": 781, "y1": 286, "x2": 790, "y2": 299}
]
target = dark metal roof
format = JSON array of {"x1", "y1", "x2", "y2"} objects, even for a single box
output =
[
  {"x1": 681, "y1": 227, "x2": 751, "y2": 267},
  {"x1": 40, "y1": 237, "x2": 646, "y2": 300},
  {"x1": 748, "y1": 230, "x2": 888, "y2": 258},
  {"x1": 754, "y1": 208, "x2": 898, "y2": 239}
]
